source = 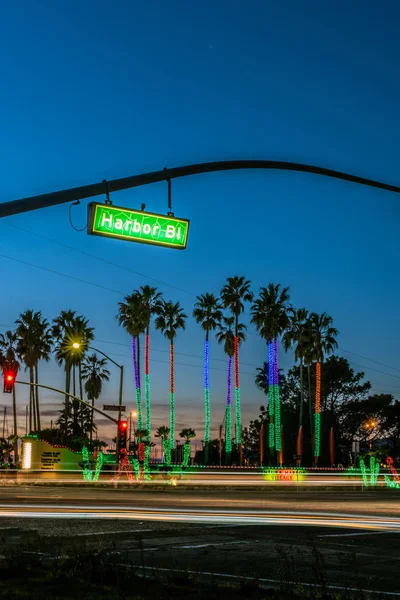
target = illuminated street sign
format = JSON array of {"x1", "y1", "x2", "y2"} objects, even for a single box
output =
[{"x1": 88, "y1": 203, "x2": 189, "y2": 249}]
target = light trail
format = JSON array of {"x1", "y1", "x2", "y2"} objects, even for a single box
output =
[
  {"x1": 14, "y1": 468, "x2": 392, "y2": 487},
  {"x1": 0, "y1": 504, "x2": 399, "y2": 531}
]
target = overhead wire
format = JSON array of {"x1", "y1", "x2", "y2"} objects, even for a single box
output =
[{"x1": 1, "y1": 222, "x2": 399, "y2": 389}]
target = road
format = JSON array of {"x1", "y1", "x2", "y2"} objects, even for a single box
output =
[{"x1": 1, "y1": 487, "x2": 399, "y2": 594}]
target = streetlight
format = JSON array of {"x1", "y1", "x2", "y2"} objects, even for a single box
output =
[
  {"x1": 72, "y1": 342, "x2": 124, "y2": 453},
  {"x1": 366, "y1": 420, "x2": 376, "y2": 451}
]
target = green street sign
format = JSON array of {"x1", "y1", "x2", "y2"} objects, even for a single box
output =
[{"x1": 88, "y1": 203, "x2": 189, "y2": 250}]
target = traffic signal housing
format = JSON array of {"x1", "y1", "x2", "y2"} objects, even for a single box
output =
[
  {"x1": 118, "y1": 419, "x2": 129, "y2": 450},
  {"x1": 2, "y1": 367, "x2": 17, "y2": 394}
]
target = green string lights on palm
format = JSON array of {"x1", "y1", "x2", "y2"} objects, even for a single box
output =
[
  {"x1": 268, "y1": 342, "x2": 275, "y2": 449},
  {"x1": 360, "y1": 456, "x2": 380, "y2": 487},
  {"x1": 183, "y1": 442, "x2": 191, "y2": 467},
  {"x1": 314, "y1": 362, "x2": 321, "y2": 459},
  {"x1": 82, "y1": 446, "x2": 104, "y2": 482},
  {"x1": 133, "y1": 337, "x2": 143, "y2": 429}
]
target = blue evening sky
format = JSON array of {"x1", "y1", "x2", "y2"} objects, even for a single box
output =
[{"x1": 0, "y1": 0, "x2": 399, "y2": 443}]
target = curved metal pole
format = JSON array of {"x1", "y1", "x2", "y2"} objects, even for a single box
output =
[
  {"x1": 88, "y1": 345, "x2": 122, "y2": 370},
  {"x1": 1, "y1": 159, "x2": 399, "y2": 218},
  {"x1": 15, "y1": 380, "x2": 118, "y2": 424}
]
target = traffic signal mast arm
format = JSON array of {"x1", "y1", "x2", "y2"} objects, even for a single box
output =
[
  {"x1": 0, "y1": 160, "x2": 399, "y2": 218},
  {"x1": 15, "y1": 380, "x2": 118, "y2": 424}
]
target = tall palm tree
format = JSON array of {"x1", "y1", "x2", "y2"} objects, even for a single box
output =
[
  {"x1": 216, "y1": 316, "x2": 246, "y2": 463},
  {"x1": 16, "y1": 310, "x2": 53, "y2": 432},
  {"x1": 155, "y1": 300, "x2": 187, "y2": 452},
  {"x1": 220, "y1": 276, "x2": 253, "y2": 451},
  {"x1": 53, "y1": 312, "x2": 94, "y2": 434},
  {"x1": 155, "y1": 425, "x2": 171, "y2": 465},
  {"x1": 308, "y1": 312, "x2": 338, "y2": 464},
  {"x1": 117, "y1": 293, "x2": 148, "y2": 430},
  {"x1": 0, "y1": 330, "x2": 20, "y2": 461},
  {"x1": 81, "y1": 354, "x2": 110, "y2": 439},
  {"x1": 136, "y1": 286, "x2": 163, "y2": 442},
  {"x1": 251, "y1": 284, "x2": 290, "y2": 462},
  {"x1": 282, "y1": 308, "x2": 310, "y2": 462},
  {"x1": 193, "y1": 292, "x2": 223, "y2": 463}
]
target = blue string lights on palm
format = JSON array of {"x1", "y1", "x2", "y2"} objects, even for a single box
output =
[
  {"x1": 268, "y1": 341, "x2": 275, "y2": 449},
  {"x1": 204, "y1": 340, "x2": 210, "y2": 446},
  {"x1": 225, "y1": 354, "x2": 232, "y2": 457},
  {"x1": 273, "y1": 339, "x2": 281, "y2": 452},
  {"x1": 314, "y1": 362, "x2": 321, "y2": 460},
  {"x1": 132, "y1": 337, "x2": 143, "y2": 429},
  {"x1": 234, "y1": 336, "x2": 241, "y2": 445},
  {"x1": 169, "y1": 343, "x2": 175, "y2": 451}
]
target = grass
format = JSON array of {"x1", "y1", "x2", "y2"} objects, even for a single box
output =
[{"x1": 0, "y1": 540, "x2": 386, "y2": 600}]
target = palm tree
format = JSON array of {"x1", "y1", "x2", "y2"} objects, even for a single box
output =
[
  {"x1": 216, "y1": 316, "x2": 246, "y2": 463},
  {"x1": 117, "y1": 293, "x2": 148, "y2": 430},
  {"x1": 251, "y1": 284, "x2": 290, "y2": 462},
  {"x1": 155, "y1": 300, "x2": 187, "y2": 453},
  {"x1": 52, "y1": 309, "x2": 77, "y2": 418},
  {"x1": 308, "y1": 312, "x2": 338, "y2": 464},
  {"x1": 136, "y1": 286, "x2": 163, "y2": 442},
  {"x1": 0, "y1": 331, "x2": 20, "y2": 461},
  {"x1": 220, "y1": 276, "x2": 253, "y2": 452},
  {"x1": 282, "y1": 308, "x2": 310, "y2": 463},
  {"x1": 155, "y1": 425, "x2": 171, "y2": 465},
  {"x1": 179, "y1": 428, "x2": 196, "y2": 466},
  {"x1": 15, "y1": 310, "x2": 53, "y2": 432},
  {"x1": 193, "y1": 293, "x2": 223, "y2": 464},
  {"x1": 81, "y1": 354, "x2": 110, "y2": 439},
  {"x1": 53, "y1": 312, "x2": 94, "y2": 435}
]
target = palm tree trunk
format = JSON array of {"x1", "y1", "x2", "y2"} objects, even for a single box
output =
[
  {"x1": 314, "y1": 361, "x2": 322, "y2": 465},
  {"x1": 169, "y1": 340, "x2": 175, "y2": 453},
  {"x1": 273, "y1": 339, "x2": 281, "y2": 461},
  {"x1": 30, "y1": 366, "x2": 37, "y2": 432},
  {"x1": 12, "y1": 387, "x2": 18, "y2": 463},
  {"x1": 132, "y1": 337, "x2": 143, "y2": 430},
  {"x1": 72, "y1": 365, "x2": 78, "y2": 434},
  {"x1": 297, "y1": 360, "x2": 304, "y2": 465},
  {"x1": 145, "y1": 330, "x2": 150, "y2": 440},
  {"x1": 35, "y1": 364, "x2": 41, "y2": 431},
  {"x1": 234, "y1": 335, "x2": 241, "y2": 449},
  {"x1": 90, "y1": 398, "x2": 94, "y2": 440},
  {"x1": 299, "y1": 361, "x2": 304, "y2": 428},
  {"x1": 137, "y1": 336, "x2": 141, "y2": 392},
  {"x1": 79, "y1": 361, "x2": 83, "y2": 400},
  {"x1": 268, "y1": 342, "x2": 274, "y2": 463},
  {"x1": 204, "y1": 332, "x2": 210, "y2": 465},
  {"x1": 144, "y1": 330, "x2": 151, "y2": 472},
  {"x1": 308, "y1": 364, "x2": 313, "y2": 457},
  {"x1": 225, "y1": 354, "x2": 232, "y2": 465}
]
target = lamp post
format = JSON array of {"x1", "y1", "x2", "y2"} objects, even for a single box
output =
[
  {"x1": 72, "y1": 342, "x2": 124, "y2": 454},
  {"x1": 367, "y1": 420, "x2": 376, "y2": 451}
]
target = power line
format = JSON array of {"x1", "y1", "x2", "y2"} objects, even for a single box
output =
[
  {"x1": 0, "y1": 252, "x2": 125, "y2": 296},
  {"x1": 339, "y1": 346, "x2": 400, "y2": 374},
  {"x1": 2, "y1": 224, "x2": 400, "y2": 385},
  {"x1": 2, "y1": 222, "x2": 196, "y2": 297}
]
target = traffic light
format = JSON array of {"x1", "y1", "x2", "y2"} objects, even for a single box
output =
[
  {"x1": 118, "y1": 419, "x2": 128, "y2": 450},
  {"x1": 3, "y1": 370, "x2": 16, "y2": 394}
]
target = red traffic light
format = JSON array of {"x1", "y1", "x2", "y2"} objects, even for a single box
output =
[
  {"x1": 118, "y1": 419, "x2": 129, "y2": 451},
  {"x1": 3, "y1": 368, "x2": 16, "y2": 394}
]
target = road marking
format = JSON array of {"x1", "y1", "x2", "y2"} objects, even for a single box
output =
[
  {"x1": 172, "y1": 541, "x2": 244, "y2": 549},
  {"x1": 319, "y1": 530, "x2": 399, "y2": 538},
  {"x1": 135, "y1": 565, "x2": 400, "y2": 597}
]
